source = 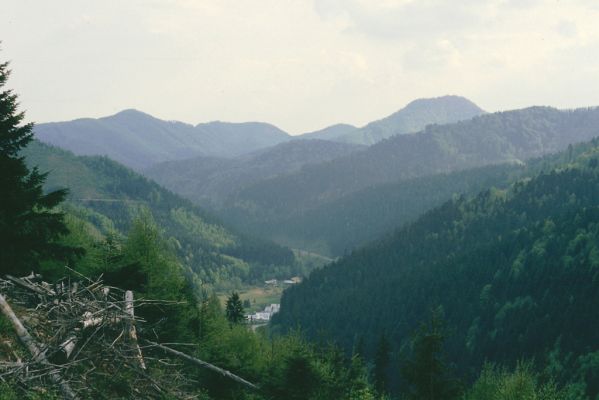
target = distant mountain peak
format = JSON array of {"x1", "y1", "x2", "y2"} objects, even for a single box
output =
[
  {"x1": 110, "y1": 108, "x2": 155, "y2": 119},
  {"x1": 404, "y1": 94, "x2": 483, "y2": 108},
  {"x1": 336, "y1": 95, "x2": 486, "y2": 145}
]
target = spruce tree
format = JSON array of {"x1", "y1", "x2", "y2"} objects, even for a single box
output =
[
  {"x1": 0, "y1": 56, "x2": 79, "y2": 276},
  {"x1": 401, "y1": 309, "x2": 462, "y2": 400},
  {"x1": 373, "y1": 332, "x2": 391, "y2": 396},
  {"x1": 225, "y1": 292, "x2": 245, "y2": 324}
]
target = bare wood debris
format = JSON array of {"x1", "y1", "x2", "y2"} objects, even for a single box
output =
[{"x1": 0, "y1": 271, "x2": 259, "y2": 399}]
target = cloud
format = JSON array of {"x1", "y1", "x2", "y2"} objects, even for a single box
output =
[
  {"x1": 313, "y1": 0, "x2": 492, "y2": 40},
  {"x1": 2, "y1": 0, "x2": 599, "y2": 133}
]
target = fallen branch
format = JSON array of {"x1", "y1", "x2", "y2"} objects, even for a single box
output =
[
  {"x1": 5, "y1": 275, "x2": 52, "y2": 296},
  {"x1": 142, "y1": 339, "x2": 259, "y2": 390},
  {"x1": 0, "y1": 292, "x2": 78, "y2": 400}
]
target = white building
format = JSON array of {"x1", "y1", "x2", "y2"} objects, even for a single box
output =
[{"x1": 247, "y1": 303, "x2": 280, "y2": 323}]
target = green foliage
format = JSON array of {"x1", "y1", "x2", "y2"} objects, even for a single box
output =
[
  {"x1": 464, "y1": 363, "x2": 582, "y2": 400},
  {"x1": 259, "y1": 334, "x2": 379, "y2": 400},
  {"x1": 401, "y1": 310, "x2": 462, "y2": 400},
  {"x1": 373, "y1": 332, "x2": 391, "y2": 396},
  {"x1": 221, "y1": 106, "x2": 599, "y2": 256},
  {"x1": 225, "y1": 292, "x2": 245, "y2": 324},
  {"x1": 274, "y1": 139, "x2": 599, "y2": 398},
  {"x1": 117, "y1": 210, "x2": 200, "y2": 342},
  {"x1": 232, "y1": 163, "x2": 522, "y2": 257},
  {"x1": 22, "y1": 140, "x2": 295, "y2": 290},
  {"x1": 0, "y1": 58, "x2": 81, "y2": 276},
  {"x1": 0, "y1": 381, "x2": 60, "y2": 400}
]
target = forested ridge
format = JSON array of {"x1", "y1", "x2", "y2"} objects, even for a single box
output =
[
  {"x1": 273, "y1": 137, "x2": 599, "y2": 397},
  {"x1": 217, "y1": 106, "x2": 599, "y2": 256},
  {"x1": 144, "y1": 139, "x2": 365, "y2": 207},
  {"x1": 230, "y1": 137, "x2": 597, "y2": 257},
  {"x1": 221, "y1": 163, "x2": 524, "y2": 256},
  {"x1": 22, "y1": 140, "x2": 297, "y2": 290}
]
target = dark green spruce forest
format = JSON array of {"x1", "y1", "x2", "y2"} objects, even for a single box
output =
[
  {"x1": 273, "y1": 139, "x2": 599, "y2": 398},
  {"x1": 3, "y1": 49, "x2": 599, "y2": 400}
]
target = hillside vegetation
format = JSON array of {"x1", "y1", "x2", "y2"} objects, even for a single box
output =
[
  {"x1": 273, "y1": 137, "x2": 599, "y2": 397},
  {"x1": 144, "y1": 139, "x2": 365, "y2": 206},
  {"x1": 23, "y1": 141, "x2": 297, "y2": 290},
  {"x1": 219, "y1": 106, "x2": 599, "y2": 255}
]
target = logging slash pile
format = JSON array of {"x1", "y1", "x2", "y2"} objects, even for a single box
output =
[{"x1": 0, "y1": 271, "x2": 257, "y2": 399}]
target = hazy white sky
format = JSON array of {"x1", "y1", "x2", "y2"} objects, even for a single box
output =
[{"x1": 2, "y1": 0, "x2": 599, "y2": 134}]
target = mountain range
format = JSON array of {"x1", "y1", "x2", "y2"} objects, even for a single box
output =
[
  {"x1": 33, "y1": 95, "x2": 484, "y2": 172},
  {"x1": 216, "y1": 106, "x2": 599, "y2": 254},
  {"x1": 34, "y1": 98, "x2": 599, "y2": 259},
  {"x1": 34, "y1": 109, "x2": 291, "y2": 170}
]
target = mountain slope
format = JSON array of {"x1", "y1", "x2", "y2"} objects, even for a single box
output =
[
  {"x1": 23, "y1": 140, "x2": 295, "y2": 290},
  {"x1": 221, "y1": 163, "x2": 525, "y2": 256},
  {"x1": 338, "y1": 95, "x2": 485, "y2": 145},
  {"x1": 34, "y1": 110, "x2": 291, "y2": 170},
  {"x1": 273, "y1": 138, "x2": 599, "y2": 396},
  {"x1": 144, "y1": 139, "x2": 365, "y2": 206},
  {"x1": 221, "y1": 107, "x2": 599, "y2": 247},
  {"x1": 298, "y1": 123, "x2": 358, "y2": 141},
  {"x1": 193, "y1": 121, "x2": 291, "y2": 158}
]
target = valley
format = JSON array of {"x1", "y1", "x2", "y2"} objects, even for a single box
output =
[{"x1": 3, "y1": 44, "x2": 599, "y2": 399}]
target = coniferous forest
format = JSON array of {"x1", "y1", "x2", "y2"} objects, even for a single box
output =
[{"x1": 3, "y1": 9, "x2": 599, "y2": 397}]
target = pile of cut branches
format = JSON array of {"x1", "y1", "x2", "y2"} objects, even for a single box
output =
[{"x1": 0, "y1": 271, "x2": 257, "y2": 399}]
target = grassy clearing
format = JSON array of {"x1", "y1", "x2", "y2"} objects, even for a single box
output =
[{"x1": 217, "y1": 285, "x2": 285, "y2": 313}]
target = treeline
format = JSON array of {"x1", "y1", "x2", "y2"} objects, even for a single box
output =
[{"x1": 273, "y1": 138, "x2": 599, "y2": 398}]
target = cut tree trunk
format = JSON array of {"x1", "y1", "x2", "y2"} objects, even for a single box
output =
[{"x1": 125, "y1": 290, "x2": 146, "y2": 369}]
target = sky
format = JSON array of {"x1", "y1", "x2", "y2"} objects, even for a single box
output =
[{"x1": 2, "y1": 0, "x2": 599, "y2": 134}]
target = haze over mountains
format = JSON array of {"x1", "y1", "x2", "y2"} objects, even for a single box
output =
[
  {"x1": 144, "y1": 139, "x2": 365, "y2": 206},
  {"x1": 33, "y1": 95, "x2": 484, "y2": 171},
  {"x1": 34, "y1": 109, "x2": 291, "y2": 170},
  {"x1": 299, "y1": 123, "x2": 358, "y2": 141},
  {"x1": 217, "y1": 106, "x2": 599, "y2": 254},
  {"x1": 333, "y1": 95, "x2": 485, "y2": 145},
  {"x1": 34, "y1": 96, "x2": 599, "y2": 258}
]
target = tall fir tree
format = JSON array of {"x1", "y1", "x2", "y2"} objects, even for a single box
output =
[
  {"x1": 0, "y1": 55, "x2": 79, "y2": 276},
  {"x1": 401, "y1": 309, "x2": 462, "y2": 400},
  {"x1": 373, "y1": 332, "x2": 391, "y2": 396},
  {"x1": 225, "y1": 292, "x2": 245, "y2": 324}
]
